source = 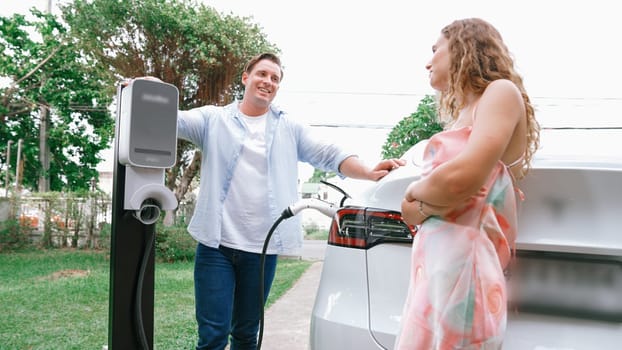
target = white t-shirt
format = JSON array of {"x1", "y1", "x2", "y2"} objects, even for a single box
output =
[{"x1": 221, "y1": 111, "x2": 275, "y2": 253}]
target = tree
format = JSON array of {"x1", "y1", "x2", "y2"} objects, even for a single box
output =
[
  {"x1": 381, "y1": 95, "x2": 443, "y2": 159},
  {"x1": 61, "y1": 0, "x2": 279, "y2": 209},
  {"x1": 308, "y1": 169, "x2": 336, "y2": 183},
  {"x1": 0, "y1": 10, "x2": 114, "y2": 192}
]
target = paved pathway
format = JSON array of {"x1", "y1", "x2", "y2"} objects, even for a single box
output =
[{"x1": 260, "y1": 261, "x2": 324, "y2": 350}]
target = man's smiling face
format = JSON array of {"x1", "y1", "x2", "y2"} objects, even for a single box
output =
[{"x1": 241, "y1": 59, "x2": 282, "y2": 113}]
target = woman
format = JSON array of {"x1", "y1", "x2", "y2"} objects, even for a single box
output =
[{"x1": 395, "y1": 18, "x2": 540, "y2": 349}]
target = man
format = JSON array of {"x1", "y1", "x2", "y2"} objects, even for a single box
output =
[{"x1": 174, "y1": 52, "x2": 404, "y2": 349}]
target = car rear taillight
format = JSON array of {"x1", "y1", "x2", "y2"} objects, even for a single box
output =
[{"x1": 328, "y1": 206, "x2": 415, "y2": 249}]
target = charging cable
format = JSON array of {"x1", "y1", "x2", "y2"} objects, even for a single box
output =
[
  {"x1": 257, "y1": 198, "x2": 337, "y2": 350},
  {"x1": 135, "y1": 226, "x2": 155, "y2": 350},
  {"x1": 129, "y1": 196, "x2": 337, "y2": 350},
  {"x1": 131, "y1": 198, "x2": 164, "y2": 349}
]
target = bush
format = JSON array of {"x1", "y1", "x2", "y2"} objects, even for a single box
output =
[
  {"x1": 303, "y1": 222, "x2": 328, "y2": 240},
  {"x1": 155, "y1": 224, "x2": 196, "y2": 262},
  {"x1": 98, "y1": 222, "x2": 111, "y2": 250},
  {"x1": 0, "y1": 219, "x2": 31, "y2": 252},
  {"x1": 381, "y1": 95, "x2": 443, "y2": 159}
]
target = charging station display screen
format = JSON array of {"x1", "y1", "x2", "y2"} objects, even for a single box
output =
[{"x1": 120, "y1": 79, "x2": 178, "y2": 168}]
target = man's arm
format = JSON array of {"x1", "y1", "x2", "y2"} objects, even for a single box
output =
[{"x1": 338, "y1": 155, "x2": 406, "y2": 181}]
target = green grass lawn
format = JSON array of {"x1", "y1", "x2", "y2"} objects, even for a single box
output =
[{"x1": 0, "y1": 249, "x2": 311, "y2": 350}]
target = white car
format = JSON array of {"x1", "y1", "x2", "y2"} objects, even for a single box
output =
[{"x1": 309, "y1": 128, "x2": 622, "y2": 350}]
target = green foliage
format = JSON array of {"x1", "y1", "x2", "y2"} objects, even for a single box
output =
[
  {"x1": 98, "y1": 222, "x2": 111, "y2": 250},
  {"x1": 303, "y1": 222, "x2": 329, "y2": 240},
  {"x1": 155, "y1": 223, "x2": 197, "y2": 262},
  {"x1": 1, "y1": 0, "x2": 279, "y2": 198},
  {"x1": 37, "y1": 192, "x2": 61, "y2": 248},
  {"x1": 61, "y1": 0, "x2": 281, "y2": 203},
  {"x1": 308, "y1": 169, "x2": 335, "y2": 183},
  {"x1": 1, "y1": 192, "x2": 111, "y2": 250},
  {"x1": 0, "y1": 197, "x2": 28, "y2": 251},
  {"x1": 381, "y1": 95, "x2": 444, "y2": 159},
  {"x1": 0, "y1": 10, "x2": 115, "y2": 192},
  {"x1": 0, "y1": 219, "x2": 31, "y2": 252}
]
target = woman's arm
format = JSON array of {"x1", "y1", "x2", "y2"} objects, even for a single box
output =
[{"x1": 405, "y1": 79, "x2": 525, "y2": 207}]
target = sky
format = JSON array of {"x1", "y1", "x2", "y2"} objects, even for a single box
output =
[
  {"x1": 203, "y1": 0, "x2": 620, "y2": 100},
  {"x1": 203, "y1": 0, "x2": 622, "y2": 117},
  {"x1": 3, "y1": 0, "x2": 622, "y2": 123},
  {"x1": 2, "y1": 0, "x2": 622, "y2": 179}
]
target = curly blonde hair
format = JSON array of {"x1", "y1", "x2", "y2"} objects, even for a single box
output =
[{"x1": 438, "y1": 18, "x2": 540, "y2": 179}]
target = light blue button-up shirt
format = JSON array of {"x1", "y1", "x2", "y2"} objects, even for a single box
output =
[{"x1": 177, "y1": 101, "x2": 353, "y2": 255}]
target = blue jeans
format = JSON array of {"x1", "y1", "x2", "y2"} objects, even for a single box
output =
[{"x1": 194, "y1": 243, "x2": 277, "y2": 350}]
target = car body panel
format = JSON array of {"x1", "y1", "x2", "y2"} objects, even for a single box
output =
[
  {"x1": 505, "y1": 313, "x2": 622, "y2": 349},
  {"x1": 517, "y1": 166, "x2": 622, "y2": 252},
  {"x1": 310, "y1": 246, "x2": 382, "y2": 349},
  {"x1": 310, "y1": 129, "x2": 622, "y2": 349},
  {"x1": 366, "y1": 243, "x2": 411, "y2": 349}
]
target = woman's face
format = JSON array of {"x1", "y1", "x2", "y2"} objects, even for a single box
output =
[{"x1": 425, "y1": 35, "x2": 451, "y2": 91}]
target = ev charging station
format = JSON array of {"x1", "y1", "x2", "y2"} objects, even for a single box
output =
[{"x1": 108, "y1": 79, "x2": 179, "y2": 349}]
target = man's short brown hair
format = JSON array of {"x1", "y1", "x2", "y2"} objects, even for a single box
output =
[{"x1": 244, "y1": 52, "x2": 283, "y2": 81}]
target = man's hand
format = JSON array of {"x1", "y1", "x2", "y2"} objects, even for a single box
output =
[
  {"x1": 368, "y1": 158, "x2": 407, "y2": 181},
  {"x1": 121, "y1": 76, "x2": 164, "y2": 87},
  {"x1": 338, "y1": 157, "x2": 406, "y2": 181}
]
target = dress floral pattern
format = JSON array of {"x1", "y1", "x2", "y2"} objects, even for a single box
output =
[{"x1": 394, "y1": 127, "x2": 520, "y2": 350}]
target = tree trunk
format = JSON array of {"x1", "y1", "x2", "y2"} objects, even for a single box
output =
[
  {"x1": 163, "y1": 150, "x2": 201, "y2": 226},
  {"x1": 175, "y1": 150, "x2": 201, "y2": 206},
  {"x1": 162, "y1": 210, "x2": 175, "y2": 227}
]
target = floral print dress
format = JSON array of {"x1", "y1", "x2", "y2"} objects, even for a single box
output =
[{"x1": 394, "y1": 126, "x2": 520, "y2": 350}]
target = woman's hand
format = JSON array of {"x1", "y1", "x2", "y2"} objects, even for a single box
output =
[
  {"x1": 401, "y1": 185, "x2": 488, "y2": 226},
  {"x1": 401, "y1": 198, "x2": 427, "y2": 226},
  {"x1": 401, "y1": 198, "x2": 452, "y2": 226}
]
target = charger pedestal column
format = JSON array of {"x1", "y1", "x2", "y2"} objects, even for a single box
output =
[
  {"x1": 109, "y1": 162, "x2": 156, "y2": 349},
  {"x1": 108, "y1": 79, "x2": 179, "y2": 350}
]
